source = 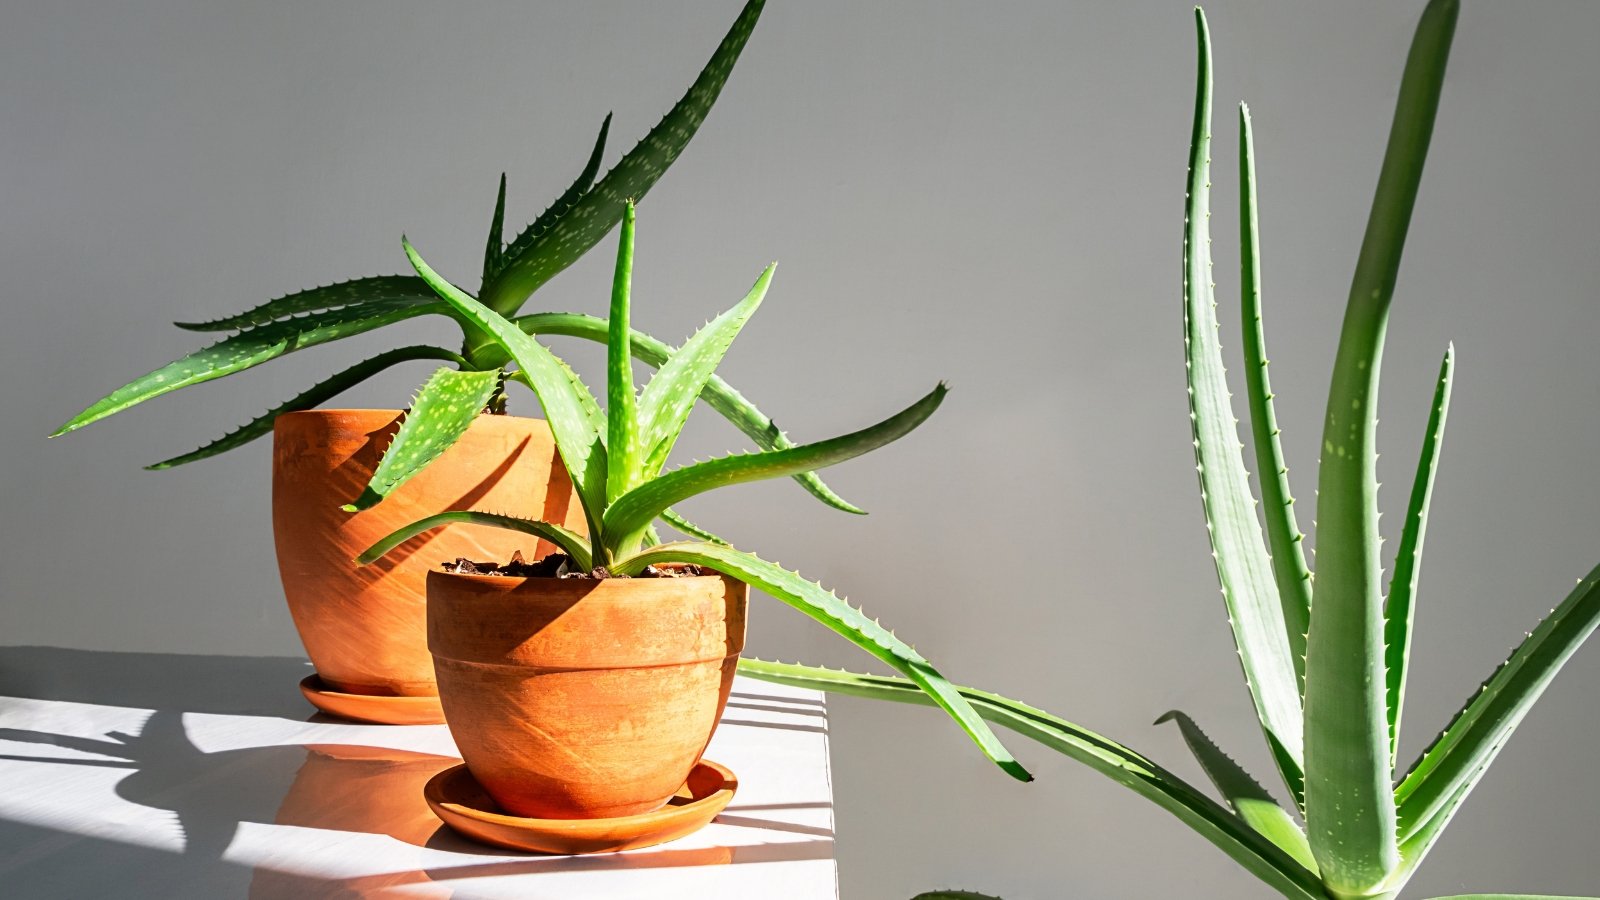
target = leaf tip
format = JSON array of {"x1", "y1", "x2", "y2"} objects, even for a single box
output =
[
  {"x1": 1002, "y1": 758, "x2": 1035, "y2": 783},
  {"x1": 342, "y1": 489, "x2": 385, "y2": 513}
]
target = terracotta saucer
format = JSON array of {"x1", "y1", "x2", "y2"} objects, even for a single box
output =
[
  {"x1": 424, "y1": 759, "x2": 738, "y2": 855},
  {"x1": 298, "y1": 674, "x2": 446, "y2": 725}
]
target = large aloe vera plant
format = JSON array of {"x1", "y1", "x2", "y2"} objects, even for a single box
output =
[
  {"x1": 744, "y1": 2, "x2": 1600, "y2": 898},
  {"x1": 49, "y1": 0, "x2": 860, "y2": 520},
  {"x1": 357, "y1": 201, "x2": 1033, "y2": 784}
]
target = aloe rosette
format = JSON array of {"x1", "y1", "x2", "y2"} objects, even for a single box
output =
[
  {"x1": 51, "y1": 0, "x2": 864, "y2": 524},
  {"x1": 357, "y1": 202, "x2": 1032, "y2": 784},
  {"x1": 744, "y1": 3, "x2": 1600, "y2": 898}
]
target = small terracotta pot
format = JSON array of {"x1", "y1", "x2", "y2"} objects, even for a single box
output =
[
  {"x1": 427, "y1": 569, "x2": 749, "y2": 819},
  {"x1": 273, "y1": 409, "x2": 584, "y2": 699}
]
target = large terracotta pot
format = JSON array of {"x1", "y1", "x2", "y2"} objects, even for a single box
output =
[
  {"x1": 427, "y1": 569, "x2": 749, "y2": 819},
  {"x1": 273, "y1": 409, "x2": 584, "y2": 700}
]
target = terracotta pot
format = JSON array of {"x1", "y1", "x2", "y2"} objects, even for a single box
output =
[
  {"x1": 427, "y1": 569, "x2": 748, "y2": 819},
  {"x1": 273, "y1": 409, "x2": 584, "y2": 699}
]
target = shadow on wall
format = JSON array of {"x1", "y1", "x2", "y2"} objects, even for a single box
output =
[{"x1": 0, "y1": 645, "x2": 314, "y2": 717}]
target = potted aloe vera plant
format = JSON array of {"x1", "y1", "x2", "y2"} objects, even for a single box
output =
[
  {"x1": 47, "y1": 0, "x2": 867, "y2": 722},
  {"x1": 746, "y1": 2, "x2": 1600, "y2": 898},
  {"x1": 357, "y1": 202, "x2": 1029, "y2": 827}
]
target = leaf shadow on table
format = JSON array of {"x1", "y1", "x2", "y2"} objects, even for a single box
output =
[
  {"x1": 0, "y1": 647, "x2": 834, "y2": 898},
  {"x1": 0, "y1": 647, "x2": 315, "y2": 895}
]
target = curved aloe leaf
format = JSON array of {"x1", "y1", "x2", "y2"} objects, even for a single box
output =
[
  {"x1": 601, "y1": 385, "x2": 945, "y2": 551},
  {"x1": 617, "y1": 544, "x2": 1031, "y2": 784},
  {"x1": 1182, "y1": 8, "x2": 1305, "y2": 807},
  {"x1": 403, "y1": 237, "x2": 610, "y2": 525},
  {"x1": 1155, "y1": 711, "x2": 1317, "y2": 873},
  {"x1": 637, "y1": 263, "x2": 773, "y2": 477},
  {"x1": 911, "y1": 893, "x2": 1003, "y2": 900},
  {"x1": 605, "y1": 204, "x2": 641, "y2": 504},
  {"x1": 1238, "y1": 102, "x2": 1312, "y2": 693},
  {"x1": 659, "y1": 508, "x2": 727, "y2": 544},
  {"x1": 1394, "y1": 562, "x2": 1600, "y2": 840},
  {"x1": 356, "y1": 510, "x2": 591, "y2": 572},
  {"x1": 739, "y1": 659, "x2": 1325, "y2": 899},
  {"x1": 1304, "y1": 0, "x2": 1456, "y2": 888},
  {"x1": 53, "y1": 299, "x2": 447, "y2": 436},
  {"x1": 145, "y1": 345, "x2": 465, "y2": 470},
  {"x1": 516, "y1": 310, "x2": 863, "y2": 514},
  {"x1": 173, "y1": 275, "x2": 436, "y2": 332},
  {"x1": 342, "y1": 366, "x2": 502, "y2": 512},
  {"x1": 1397, "y1": 751, "x2": 1498, "y2": 884},
  {"x1": 462, "y1": 115, "x2": 613, "y2": 368},
  {"x1": 480, "y1": 0, "x2": 766, "y2": 313},
  {"x1": 480, "y1": 114, "x2": 612, "y2": 294},
  {"x1": 1385, "y1": 345, "x2": 1455, "y2": 763}
]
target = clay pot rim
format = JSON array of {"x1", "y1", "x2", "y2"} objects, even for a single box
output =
[
  {"x1": 426, "y1": 568, "x2": 734, "y2": 588},
  {"x1": 276, "y1": 408, "x2": 539, "y2": 425},
  {"x1": 274, "y1": 408, "x2": 545, "y2": 445}
]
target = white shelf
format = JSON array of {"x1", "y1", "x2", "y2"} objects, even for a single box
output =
[{"x1": 0, "y1": 653, "x2": 837, "y2": 900}]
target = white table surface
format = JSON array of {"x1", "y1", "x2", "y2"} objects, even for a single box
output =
[{"x1": 0, "y1": 649, "x2": 837, "y2": 899}]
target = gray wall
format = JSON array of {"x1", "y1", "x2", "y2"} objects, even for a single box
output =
[{"x1": 5, "y1": 1, "x2": 1598, "y2": 897}]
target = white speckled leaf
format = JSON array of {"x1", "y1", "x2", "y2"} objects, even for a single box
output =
[
  {"x1": 54, "y1": 299, "x2": 445, "y2": 436},
  {"x1": 636, "y1": 263, "x2": 772, "y2": 476},
  {"x1": 174, "y1": 275, "x2": 437, "y2": 331},
  {"x1": 483, "y1": 0, "x2": 765, "y2": 309},
  {"x1": 344, "y1": 366, "x2": 501, "y2": 511}
]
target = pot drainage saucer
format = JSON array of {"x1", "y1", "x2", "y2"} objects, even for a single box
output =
[
  {"x1": 298, "y1": 674, "x2": 446, "y2": 725},
  {"x1": 423, "y1": 759, "x2": 738, "y2": 855}
]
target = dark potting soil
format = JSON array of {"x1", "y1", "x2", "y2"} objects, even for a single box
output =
[{"x1": 440, "y1": 550, "x2": 704, "y2": 580}]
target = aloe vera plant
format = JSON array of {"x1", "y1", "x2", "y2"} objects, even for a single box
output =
[
  {"x1": 744, "y1": 3, "x2": 1600, "y2": 897},
  {"x1": 356, "y1": 201, "x2": 1032, "y2": 783},
  {"x1": 48, "y1": 0, "x2": 860, "y2": 519}
]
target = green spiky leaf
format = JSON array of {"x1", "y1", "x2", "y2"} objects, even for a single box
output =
[
  {"x1": 601, "y1": 385, "x2": 945, "y2": 554},
  {"x1": 637, "y1": 263, "x2": 772, "y2": 477},
  {"x1": 480, "y1": 115, "x2": 612, "y2": 293},
  {"x1": 145, "y1": 345, "x2": 465, "y2": 470},
  {"x1": 1385, "y1": 345, "x2": 1455, "y2": 764},
  {"x1": 516, "y1": 310, "x2": 863, "y2": 514},
  {"x1": 403, "y1": 238, "x2": 610, "y2": 524},
  {"x1": 1182, "y1": 8, "x2": 1305, "y2": 809},
  {"x1": 1303, "y1": 0, "x2": 1455, "y2": 888},
  {"x1": 53, "y1": 299, "x2": 447, "y2": 436},
  {"x1": 605, "y1": 203, "x2": 641, "y2": 504},
  {"x1": 740, "y1": 659, "x2": 1324, "y2": 899},
  {"x1": 473, "y1": 113, "x2": 611, "y2": 307},
  {"x1": 342, "y1": 366, "x2": 502, "y2": 511},
  {"x1": 1398, "y1": 750, "x2": 1499, "y2": 883},
  {"x1": 1395, "y1": 562, "x2": 1600, "y2": 842},
  {"x1": 482, "y1": 174, "x2": 509, "y2": 288},
  {"x1": 356, "y1": 510, "x2": 591, "y2": 572},
  {"x1": 1237, "y1": 103, "x2": 1312, "y2": 694},
  {"x1": 615, "y1": 544, "x2": 1031, "y2": 784},
  {"x1": 1155, "y1": 710, "x2": 1317, "y2": 873},
  {"x1": 173, "y1": 275, "x2": 436, "y2": 332},
  {"x1": 659, "y1": 507, "x2": 727, "y2": 544},
  {"x1": 480, "y1": 0, "x2": 766, "y2": 313}
]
